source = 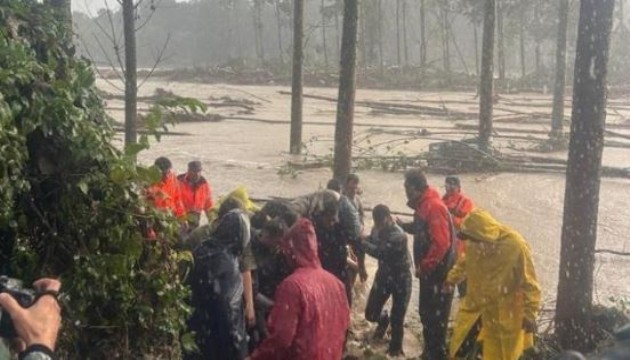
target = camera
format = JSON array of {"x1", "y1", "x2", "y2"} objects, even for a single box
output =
[{"x1": 0, "y1": 276, "x2": 37, "y2": 338}]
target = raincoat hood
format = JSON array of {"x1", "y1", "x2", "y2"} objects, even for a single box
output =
[
  {"x1": 280, "y1": 218, "x2": 321, "y2": 269},
  {"x1": 211, "y1": 209, "x2": 251, "y2": 254},
  {"x1": 460, "y1": 208, "x2": 504, "y2": 243}
]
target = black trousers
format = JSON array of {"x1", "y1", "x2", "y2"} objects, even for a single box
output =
[
  {"x1": 365, "y1": 269, "x2": 412, "y2": 354},
  {"x1": 419, "y1": 271, "x2": 454, "y2": 360}
]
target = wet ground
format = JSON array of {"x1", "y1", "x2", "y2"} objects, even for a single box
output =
[{"x1": 100, "y1": 79, "x2": 630, "y2": 358}]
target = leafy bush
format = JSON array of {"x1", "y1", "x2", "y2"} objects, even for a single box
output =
[{"x1": 0, "y1": 1, "x2": 191, "y2": 357}]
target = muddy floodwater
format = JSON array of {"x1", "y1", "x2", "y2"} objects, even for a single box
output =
[{"x1": 100, "y1": 79, "x2": 630, "y2": 356}]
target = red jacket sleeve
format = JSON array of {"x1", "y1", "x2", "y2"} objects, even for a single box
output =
[
  {"x1": 251, "y1": 280, "x2": 301, "y2": 360},
  {"x1": 421, "y1": 205, "x2": 452, "y2": 274}
]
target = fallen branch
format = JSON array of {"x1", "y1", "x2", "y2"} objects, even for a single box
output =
[{"x1": 595, "y1": 249, "x2": 630, "y2": 256}]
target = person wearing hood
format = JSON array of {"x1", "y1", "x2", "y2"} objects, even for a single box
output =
[
  {"x1": 444, "y1": 208, "x2": 541, "y2": 360},
  {"x1": 249, "y1": 218, "x2": 350, "y2": 360},
  {"x1": 290, "y1": 190, "x2": 364, "y2": 304},
  {"x1": 186, "y1": 208, "x2": 251, "y2": 360},
  {"x1": 398, "y1": 169, "x2": 456, "y2": 360}
]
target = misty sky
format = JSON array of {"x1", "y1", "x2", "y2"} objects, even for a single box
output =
[{"x1": 72, "y1": 0, "x2": 188, "y2": 16}]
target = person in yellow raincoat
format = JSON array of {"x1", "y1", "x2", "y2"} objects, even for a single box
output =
[{"x1": 444, "y1": 208, "x2": 542, "y2": 360}]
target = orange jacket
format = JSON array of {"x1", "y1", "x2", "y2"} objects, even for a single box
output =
[
  {"x1": 148, "y1": 171, "x2": 185, "y2": 218},
  {"x1": 443, "y1": 191, "x2": 474, "y2": 256},
  {"x1": 177, "y1": 174, "x2": 214, "y2": 214},
  {"x1": 443, "y1": 191, "x2": 474, "y2": 230}
]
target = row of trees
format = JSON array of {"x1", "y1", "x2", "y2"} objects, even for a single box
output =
[{"x1": 72, "y1": 0, "x2": 629, "y2": 83}]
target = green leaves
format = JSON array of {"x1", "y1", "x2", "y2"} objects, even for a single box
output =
[{"x1": 0, "y1": 1, "x2": 191, "y2": 358}]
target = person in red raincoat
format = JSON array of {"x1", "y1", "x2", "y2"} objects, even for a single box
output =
[{"x1": 249, "y1": 218, "x2": 350, "y2": 360}]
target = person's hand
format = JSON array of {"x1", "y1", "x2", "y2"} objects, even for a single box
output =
[
  {"x1": 0, "y1": 278, "x2": 61, "y2": 352},
  {"x1": 395, "y1": 217, "x2": 404, "y2": 226},
  {"x1": 442, "y1": 282, "x2": 455, "y2": 294},
  {"x1": 359, "y1": 267, "x2": 368, "y2": 283},
  {"x1": 522, "y1": 318, "x2": 537, "y2": 333},
  {"x1": 245, "y1": 303, "x2": 256, "y2": 329}
]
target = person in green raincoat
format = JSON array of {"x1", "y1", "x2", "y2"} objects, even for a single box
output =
[{"x1": 444, "y1": 208, "x2": 542, "y2": 360}]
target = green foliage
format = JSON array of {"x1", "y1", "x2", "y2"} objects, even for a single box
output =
[{"x1": 0, "y1": 1, "x2": 191, "y2": 357}]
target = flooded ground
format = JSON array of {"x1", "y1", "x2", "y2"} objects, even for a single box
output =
[{"x1": 100, "y1": 79, "x2": 630, "y2": 358}]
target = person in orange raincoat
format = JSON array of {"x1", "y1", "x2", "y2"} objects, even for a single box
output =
[
  {"x1": 178, "y1": 161, "x2": 214, "y2": 229},
  {"x1": 444, "y1": 209, "x2": 541, "y2": 360},
  {"x1": 148, "y1": 157, "x2": 185, "y2": 218},
  {"x1": 442, "y1": 175, "x2": 474, "y2": 297}
]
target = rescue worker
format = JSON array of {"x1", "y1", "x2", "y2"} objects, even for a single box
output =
[
  {"x1": 178, "y1": 160, "x2": 214, "y2": 229},
  {"x1": 363, "y1": 205, "x2": 412, "y2": 356},
  {"x1": 442, "y1": 176, "x2": 474, "y2": 230},
  {"x1": 290, "y1": 190, "x2": 364, "y2": 305},
  {"x1": 399, "y1": 169, "x2": 456, "y2": 360},
  {"x1": 444, "y1": 208, "x2": 542, "y2": 360},
  {"x1": 187, "y1": 207, "x2": 251, "y2": 360},
  {"x1": 250, "y1": 218, "x2": 350, "y2": 360},
  {"x1": 442, "y1": 175, "x2": 474, "y2": 297},
  {"x1": 148, "y1": 157, "x2": 185, "y2": 218},
  {"x1": 344, "y1": 173, "x2": 365, "y2": 225}
]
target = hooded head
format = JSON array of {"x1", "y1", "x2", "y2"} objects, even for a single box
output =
[
  {"x1": 212, "y1": 209, "x2": 251, "y2": 255},
  {"x1": 279, "y1": 218, "x2": 321, "y2": 269},
  {"x1": 459, "y1": 208, "x2": 503, "y2": 243}
]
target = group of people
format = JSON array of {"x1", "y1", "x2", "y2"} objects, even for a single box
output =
[{"x1": 147, "y1": 156, "x2": 543, "y2": 360}]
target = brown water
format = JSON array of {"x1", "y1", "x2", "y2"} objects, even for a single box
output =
[{"x1": 100, "y1": 79, "x2": 630, "y2": 355}]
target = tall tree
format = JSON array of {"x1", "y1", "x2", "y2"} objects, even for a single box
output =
[
  {"x1": 290, "y1": 0, "x2": 304, "y2": 154},
  {"x1": 321, "y1": 0, "x2": 329, "y2": 68},
  {"x1": 333, "y1": 0, "x2": 359, "y2": 180},
  {"x1": 519, "y1": 8, "x2": 527, "y2": 79},
  {"x1": 122, "y1": 0, "x2": 137, "y2": 149},
  {"x1": 419, "y1": 0, "x2": 427, "y2": 68},
  {"x1": 402, "y1": 0, "x2": 409, "y2": 65},
  {"x1": 479, "y1": 0, "x2": 495, "y2": 149},
  {"x1": 551, "y1": 0, "x2": 570, "y2": 136},
  {"x1": 440, "y1": 0, "x2": 451, "y2": 73},
  {"x1": 555, "y1": 0, "x2": 615, "y2": 352},
  {"x1": 396, "y1": 0, "x2": 402, "y2": 65},
  {"x1": 496, "y1": 0, "x2": 506, "y2": 81},
  {"x1": 274, "y1": 0, "x2": 285, "y2": 64}
]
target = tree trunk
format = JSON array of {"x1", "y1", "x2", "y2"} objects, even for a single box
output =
[
  {"x1": 474, "y1": 23, "x2": 480, "y2": 76},
  {"x1": 396, "y1": 0, "x2": 401, "y2": 65},
  {"x1": 122, "y1": 0, "x2": 137, "y2": 150},
  {"x1": 551, "y1": 0, "x2": 570, "y2": 136},
  {"x1": 519, "y1": 10, "x2": 527, "y2": 79},
  {"x1": 378, "y1": 0, "x2": 384, "y2": 73},
  {"x1": 534, "y1": 0, "x2": 542, "y2": 75},
  {"x1": 479, "y1": 0, "x2": 495, "y2": 149},
  {"x1": 290, "y1": 0, "x2": 304, "y2": 154},
  {"x1": 420, "y1": 0, "x2": 427, "y2": 68},
  {"x1": 497, "y1": 0, "x2": 506, "y2": 81},
  {"x1": 402, "y1": 0, "x2": 410, "y2": 66},
  {"x1": 440, "y1": 0, "x2": 451, "y2": 73},
  {"x1": 335, "y1": 0, "x2": 341, "y2": 58},
  {"x1": 275, "y1": 0, "x2": 284, "y2": 64},
  {"x1": 321, "y1": 0, "x2": 329, "y2": 68},
  {"x1": 333, "y1": 0, "x2": 359, "y2": 180},
  {"x1": 555, "y1": 0, "x2": 615, "y2": 352}
]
